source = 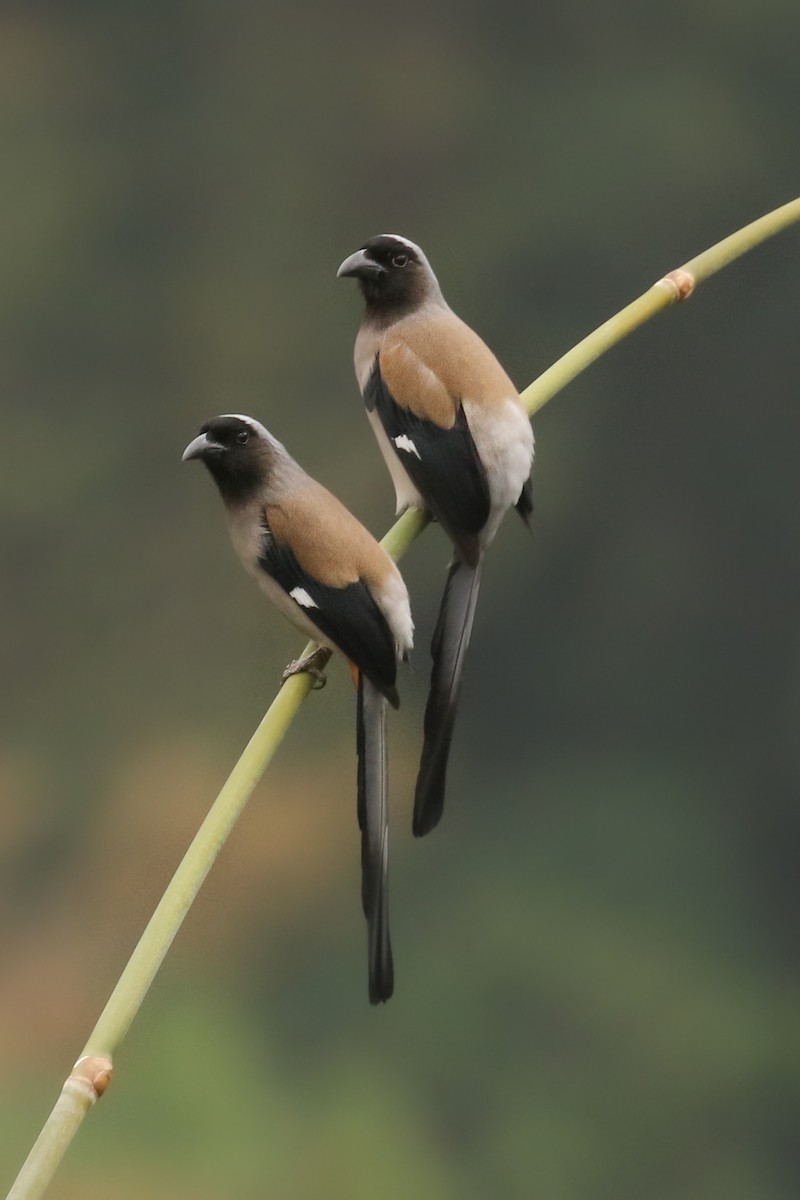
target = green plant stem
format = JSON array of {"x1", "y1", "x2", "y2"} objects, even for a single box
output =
[
  {"x1": 83, "y1": 659, "x2": 329, "y2": 1057},
  {"x1": 7, "y1": 196, "x2": 800, "y2": 1200},
  {"x1": 521, "y1": 195, "x2": 800, "y2": 418},
  {"x1": 8, "y1": 662, "x2": 328, "y2": 1200}
]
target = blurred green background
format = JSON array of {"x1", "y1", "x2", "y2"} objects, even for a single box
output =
[{"x1": 1, "y1": 3, "x2": 798, "y2": 1197}]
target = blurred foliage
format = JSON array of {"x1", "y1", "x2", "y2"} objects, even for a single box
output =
[{"x1": 1, "y1": 2, "x2": 799, "y2": 1198}]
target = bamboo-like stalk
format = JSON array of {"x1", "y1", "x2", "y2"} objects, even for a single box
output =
[
  {"x1": 7, "y1": 196, "x2": 800, "y2": 1200},
  {"x1": 520, "y1": 196, "x2": 800, "y2": 417}
]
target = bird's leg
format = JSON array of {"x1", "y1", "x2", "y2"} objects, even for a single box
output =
[{"x1": 281, "y1": 646, "x2": 330, "y2": 690}]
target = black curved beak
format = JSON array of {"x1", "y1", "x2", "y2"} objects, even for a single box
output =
[
  {"x1": 336, "y1": 248, "x2": 385, "y2": 281},
  {"x1": 182, "y1": 433, "x2": 224, "y2": 462}
]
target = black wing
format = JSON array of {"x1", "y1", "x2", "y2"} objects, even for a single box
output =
[
  {"x1": 515, "y1": 475, "x2": 534, "y2": 528},
  {"x1": 365, "y1": 358, "x2": 490, "y2": 567},
  {"x1": 258, "y1": 530, "x2": 399, "y2": 706}
]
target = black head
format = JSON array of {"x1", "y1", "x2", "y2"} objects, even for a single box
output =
[
  {"x1": 336, "y1": 234, "x2": 440, "y2": 315},
  {"x1": 182, "y1": 414, "x2": 272, "y2": 503}
]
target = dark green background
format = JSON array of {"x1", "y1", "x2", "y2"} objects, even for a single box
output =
[{"x1": 1, "y1": 3, "x2": 798, "y2": 1197}]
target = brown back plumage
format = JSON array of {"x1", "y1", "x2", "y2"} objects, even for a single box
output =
[{"x1": 266, "y1": 476, "x2": 395, "y2": 594}]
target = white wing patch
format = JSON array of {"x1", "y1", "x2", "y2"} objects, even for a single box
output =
[
  {"x1": 393, "y1": 434, "x2": 421, "y2": 459},
  {"x1": 290, "y1": 586, "x2": 318, "y2": 609}
]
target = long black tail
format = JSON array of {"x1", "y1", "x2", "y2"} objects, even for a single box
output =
[
  {"x1": 413, "y1": 555, "x2": 484, "y2": 838},
  {"x1": 356, "y1": 675, "x2": 394, "y2": 1004}
]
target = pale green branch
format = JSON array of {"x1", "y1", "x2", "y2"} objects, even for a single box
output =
[
  {"x1": 8, "y1": 197, "x2": 800, "y2": 1200},
  {"x1": 521, "y1": 195, "x2": 800, "y2": 418}
]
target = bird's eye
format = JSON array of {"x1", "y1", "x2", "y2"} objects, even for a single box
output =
[
  {"x1": 236, "y1": 429, "x2": 249, "y2": 445},
  {"x1": 392, "y1": 252, "x2": 409, "y2": 268}
]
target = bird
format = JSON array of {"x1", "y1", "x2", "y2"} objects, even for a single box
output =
[
  {"x1": 182, "y1": 414, "x2": 413, "y2": 1003},
  {"x1": 338, "y1": 234, "x2": 534, "y2": 837}
]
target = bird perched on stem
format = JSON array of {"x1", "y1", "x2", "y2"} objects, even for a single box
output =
[
  {"x1": 338, "y1": 234, "x2": 534, "y2": 837},
  {"x1": 183, "y1": 414, "x2": 413, "y2": 1003}
]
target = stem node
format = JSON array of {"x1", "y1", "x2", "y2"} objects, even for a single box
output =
[
  {"x1": 8, "y1": 194, "x2": 800, "y2": 1200},
  {"x1": 68, "y1": 1056, "x2": 113, "y2": 1103},
  {"x1": 659, "y1": 268, "x2": 696, "y2": 301}
]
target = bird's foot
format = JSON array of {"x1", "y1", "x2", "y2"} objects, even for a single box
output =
[{"x1": 281, "y1": 648, "x2": 329, "y2": 690}]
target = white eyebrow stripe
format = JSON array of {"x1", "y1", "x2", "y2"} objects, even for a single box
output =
[
  {"x1": 218, "y1": 413, "x2": 283, "y2": 449},
  {"x1": 378, "y1": 233, "x2": 421, "y2": 253},
  {"x1": 393, "y1": 434, "x2": 421, "y2": 459},
  {"x1": 290, "y1": 586, "x2": 318, "y2": 609},
  {"x1": 219, "y1": 413, "x2": 267, "y2": 433}
]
